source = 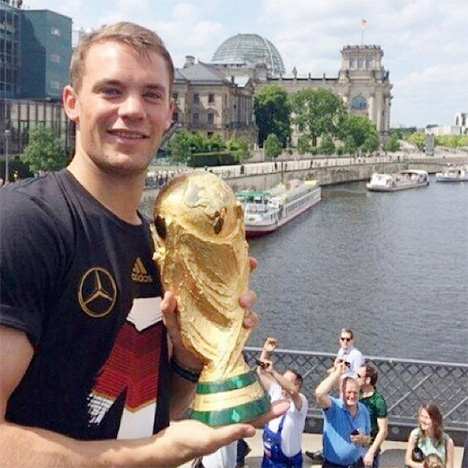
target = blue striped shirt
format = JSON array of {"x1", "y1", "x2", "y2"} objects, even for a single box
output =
[{"x1": 322, "y1": 396, "x2": 371, "y2": 465}]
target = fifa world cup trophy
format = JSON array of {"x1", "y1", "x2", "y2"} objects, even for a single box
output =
[{"x1": 152, "y1": 172, "x2": 270, "y2": 426}]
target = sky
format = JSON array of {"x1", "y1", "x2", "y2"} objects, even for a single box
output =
[{"x1": 22, "y1": 0, "x2": 468, "y2": 129}]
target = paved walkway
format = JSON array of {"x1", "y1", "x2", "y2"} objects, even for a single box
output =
[{"x1": 182, "y1": 430, "x2": 464, "y2": 468}]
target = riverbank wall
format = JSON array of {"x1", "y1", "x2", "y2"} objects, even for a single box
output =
[
  {"x1": 140, "y1": 154, "x2": 468, "y2": 217},
  {"x1": 227, "y1": 156, "x2": 468, "y2": 192}
]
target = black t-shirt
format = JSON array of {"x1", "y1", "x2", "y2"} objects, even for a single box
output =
[{"x1": 0, "y1": 170, "x2": 169, "y2": 440}]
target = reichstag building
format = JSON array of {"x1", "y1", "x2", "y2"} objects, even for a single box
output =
[{"x1": 173, "y1": 33, "x2": 392, "y2": 145}]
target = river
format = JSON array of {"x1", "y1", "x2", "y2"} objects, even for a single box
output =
[{"x1": 247, "y1": 177, "x2": 468, "y2": 364}]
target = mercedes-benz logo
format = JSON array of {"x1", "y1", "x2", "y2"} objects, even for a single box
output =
[{"x1": 78, "y1": 267, "x2": 117, "y2": 318}]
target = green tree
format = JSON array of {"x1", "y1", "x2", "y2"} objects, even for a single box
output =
[
  {"x1": 291, "y1": 88, "x2": 347, "y2": 147},
  {"x1": 363, "y1": 133, "x2": 379, "y2": 153},
  {"x1": 226, "y1": 136, "x2": 251, "y2": 163},
  {"x1": 21, "y1": 126, "x2": 67, "y2": 173},
  {"x1": 319, "y1": 135, "x2": 335, "y2": 155},
  {"x1": 342, "y1": 115, "x2": 379, "y2": 154},
  {"x1": 254, "y1": 85, "x2": 291, "y2": 147},
  {"x1": 264, "y1": 133, "x2": 282, "y2": 159},
  {"x1": 190, "y1": 131, "x2": 210, "y2": 153},
  {"x1": 436, "y1": 135, "x2": 464, "y2": 150},
  {"x1": 206, "y1": 134, "x2": 224, "y2": 152},
  {"x1": 407, "y1": 131, "x2": 427, "y2": 150},
  {"x1": 297, "y1": 135, "x2": 311, "y2": 155},
  {"x1": 166, "y1": 128, "x2": 192, "y2": 163},
  {"x1": 384, "y1": 134, "x2": 400, "y2": 152}
]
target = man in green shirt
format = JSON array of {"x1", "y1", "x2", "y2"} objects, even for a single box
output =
[{"x1": 356, "y1": 363, "x2": 388, "y2": 468}]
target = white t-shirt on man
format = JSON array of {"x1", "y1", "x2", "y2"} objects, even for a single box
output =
[{"x1": 265, "y1": 382, "x2": 308, "y2": 457}]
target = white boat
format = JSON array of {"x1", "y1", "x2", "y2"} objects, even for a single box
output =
[
  {"x1": 435, "y1": 164, "x2": 468, "y2": 182},
  {"x1": 366, "y1": 170, "x2": 429, "y2": 192},
  {"x1": 237, "y1": 180, "x2": 321, "y2": 238}
]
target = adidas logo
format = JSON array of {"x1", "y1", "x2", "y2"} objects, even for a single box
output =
[{"x1": 132, "y1": 257, "x2": 153, "y2": 283}]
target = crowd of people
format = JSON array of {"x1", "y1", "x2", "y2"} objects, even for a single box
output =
[
  {"x1": 244, "y1": 330, "x2": 456, "y2": 468},
  {"x1": 0, "y1": 20, "x2": 464, "y2": 468}
]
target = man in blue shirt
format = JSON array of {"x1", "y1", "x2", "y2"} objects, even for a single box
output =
[{"x1": 315, "y1": 361, "x2": 371, "y2": 468}]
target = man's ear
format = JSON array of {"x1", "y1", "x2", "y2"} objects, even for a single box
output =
[
  {"x1": 165, "y1": 98, "x2": 176, "y2": 131},
  {"x1": 63, "y1": 85, "x2": 80, "y2": 123}
]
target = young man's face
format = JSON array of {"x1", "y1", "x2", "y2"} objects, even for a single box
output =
[
  {"x1": 356, "y1": 365, "x2": 367, "y2": 386},
  {"x1": 339, "y1": 332, "x2": 353, "y2": 350},
  {"x1": 64, "y1": 41, "x2": 174, "y2": 177},
  {"x1": 283, "y1": 370, "x2": 301, "y2": 392}
]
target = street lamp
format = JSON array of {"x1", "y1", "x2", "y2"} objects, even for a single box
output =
[{"x1": 4, "y1": 129, "x2": 11, "y2": 183}]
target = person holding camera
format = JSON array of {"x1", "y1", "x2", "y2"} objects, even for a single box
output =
[
  {"x1": 315, "y1": 361, "x2": 371, "y2": 468},
  {"x1": 336, "y1": 328, "x2": 365, "y2": 377},
  {"x1": 257, "y1": 337, "x2": 308, "y2": 468},
  {"x1": 404, "y1": 402, "x2": 454, "y2": 468}
]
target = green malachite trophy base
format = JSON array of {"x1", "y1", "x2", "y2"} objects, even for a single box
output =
[{"x1": 189, "y1": 370, "x2": 271, "y2": 426}]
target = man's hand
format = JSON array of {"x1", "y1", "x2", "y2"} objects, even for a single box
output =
[
  {"x1": 154, "y1": 398, "x2": 287, "y2": 467},
  {"x1": 156, "y1": 419, "x2": 256, "y2": 465},
  {"x1": 259, "y1": 359, "x2": 274, "y2": 373},
  {"x1": 363, "y1": 449, "x2": 375, "y2": 467},
  {"x1": 263, "y1": 337, "x2": 277, "y2": 354},
  {"x1": 350, "y1": 431, "x2": 370, "y2": 446}
]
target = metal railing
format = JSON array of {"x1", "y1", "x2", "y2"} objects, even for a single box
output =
[{"x1": 244, "y1": 348, "x2": 468, "y2": 434}]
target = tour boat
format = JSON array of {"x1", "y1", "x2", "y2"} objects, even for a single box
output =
[
  {"x1": 366, "y1": 170, "x2": 429, "y2": 192},
  {"x1": 237, "y1": 179, "x2": 321, "y2": 238},
  {"x1": 435, "y1": 164, "x2": 468, "y2": 182}
]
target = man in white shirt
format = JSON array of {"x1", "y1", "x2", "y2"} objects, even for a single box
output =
[
  {"x1": 336, "y1": 328, "x2": 365, "y2": 377},
  {"x1": 257, "y1": 337, "x2": 308, "y2": 468}
]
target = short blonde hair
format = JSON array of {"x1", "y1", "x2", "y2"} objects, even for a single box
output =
[
  {"x1": 340, "y1": 328, "x2": 354, "y2": 339},
  {"x1": 70, "y1": 22, "x2": 174, "y2": 92}
]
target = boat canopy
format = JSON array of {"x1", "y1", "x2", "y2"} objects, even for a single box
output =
[{"x1": 398, "y1": 170, "x2": 429, "y2": 176}]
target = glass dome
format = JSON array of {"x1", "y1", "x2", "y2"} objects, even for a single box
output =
[{"x1": 211, "y1": 33, "x2": 285, "y2": 76}]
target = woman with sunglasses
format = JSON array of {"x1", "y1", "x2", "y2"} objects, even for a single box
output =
[{"x1": 405, "y1": 402, "x2": 454, "y2": 468}]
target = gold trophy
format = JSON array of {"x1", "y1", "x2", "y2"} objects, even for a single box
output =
[{"x1": 152, "y1": 172, "x2": 270, "y2": 426}]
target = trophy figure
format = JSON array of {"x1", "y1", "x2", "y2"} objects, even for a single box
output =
[{"x1": 152, "y1": 172, "x2": 270, "y2": 426}]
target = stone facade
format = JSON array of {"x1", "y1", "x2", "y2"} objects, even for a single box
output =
[{"x1": 173, "y1": 58, "x2": 258, "y2": 144}]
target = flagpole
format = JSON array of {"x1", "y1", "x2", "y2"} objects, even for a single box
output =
[{"x1": 361, "y1": 19, "x2": 367, "y2": 45}]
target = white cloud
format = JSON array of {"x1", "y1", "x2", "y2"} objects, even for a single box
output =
[{"x1": 392, "y1": 63, "x2": 468, "y2": 126}]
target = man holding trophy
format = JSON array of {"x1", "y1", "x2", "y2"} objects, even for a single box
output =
[{"x1": 0, "y1": 22, "x2": 286, "y2": 468}]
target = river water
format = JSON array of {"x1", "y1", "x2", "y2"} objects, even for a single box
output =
[{"x1": 247, "y1": 177, "x2": 468, "y2": 364}]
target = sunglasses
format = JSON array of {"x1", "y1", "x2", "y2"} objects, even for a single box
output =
[{"x1": 340, "y1": 337, "x2": 352, "y2": 342}]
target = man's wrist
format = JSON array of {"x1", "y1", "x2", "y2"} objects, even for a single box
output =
[{"x1": 170, "y1": 356, "x2": 202, "y2": 383}]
